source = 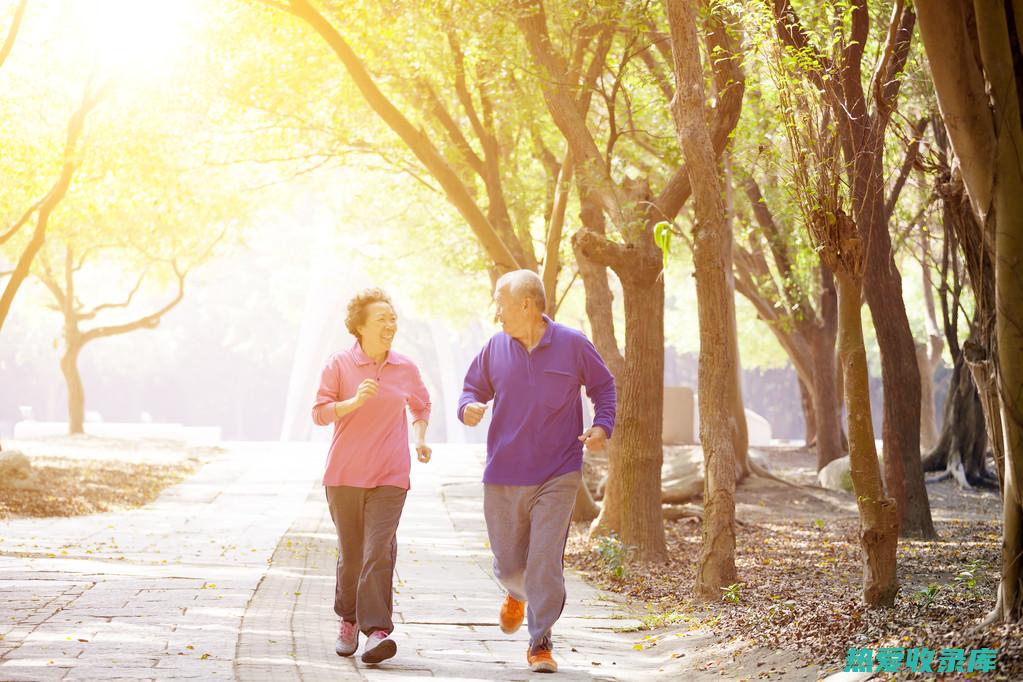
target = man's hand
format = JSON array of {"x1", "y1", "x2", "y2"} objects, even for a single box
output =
[
  {"x1": 578, "y1": 426, "x2": 608, "y2": 451},
  {"x1": 352, "y1": 378, "x2": 379, "y2": 407},
  {"x1": 416, "y1": 443, "x2": 432, "y2": 463},
  {"x1": 463, "y1": 402, "x2": 488, "y2": 427}
]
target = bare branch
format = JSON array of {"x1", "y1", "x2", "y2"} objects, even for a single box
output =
[
  {"x1": 80, "y1": 264, "x2": 187, "y2": 345},
  {"x1": 514, "y1": 0, "x2": 623, "y2": 223},
  {"x1": 543, "y1": 148, "x2": 573, "y2": 313},
  {"x1": 419, "y1": 78, "x2": 486, "y2": 177},
  {"x1": 884, "y1": 118, "x2": 927, "y2": 221},
  {"x1": 0, "y1": 0, "x2": 27, "y2": 70},
  {"x1": 280, "y1": 0, "x2": 520, "y2": 272},
  {"x1": 0, "y1": 199, "x2": 42, "y2": 246},
  {"x1": 76, "y1": 267, "x2": 151, "y2": 322},
  {"x1": 0, "y1": 79, "x2": 105, "y2": 332}
]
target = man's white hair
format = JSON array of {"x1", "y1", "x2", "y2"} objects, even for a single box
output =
[{"x1": 495, "y1": 269, "x2": 546, "y2": 311}]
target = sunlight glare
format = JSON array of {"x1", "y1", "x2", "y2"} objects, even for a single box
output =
[{"x1": 76, "y1": 0, "x2": 197, "y2": 77}]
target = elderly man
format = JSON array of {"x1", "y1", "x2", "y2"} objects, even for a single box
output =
[{"x1": 458, "y1": 269, "x2": 616, "y2": 674}]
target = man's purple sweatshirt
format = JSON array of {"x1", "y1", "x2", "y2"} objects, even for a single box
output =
[{"x1": 458, "y1": 316, "x2": 617, "y2": 485}]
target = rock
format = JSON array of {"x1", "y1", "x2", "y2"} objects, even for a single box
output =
[
  {"x1": 662, "y1": 503, "x2": 703, "y2": 520},
  {"x1": 594, "y1": 445, "x2": 777, "y2": 506},
  {"x1": 818, "y1": 456, "x2": 853, "y2": 492},
  {"x1": 661, "y1": 445, "x2": 705, "y2": 503},
  {"x1": 0, "y1": 450, "x2": 32, "y2": 482}
]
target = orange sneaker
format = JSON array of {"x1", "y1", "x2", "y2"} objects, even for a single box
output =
[
  {"x1": 499, "y1": 594, "x2": 525, "y2": 634},
  {"x1": 527, "y1": 646, "x2": 558, "y2": 673}
]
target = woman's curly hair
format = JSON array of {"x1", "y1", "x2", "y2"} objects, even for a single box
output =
[{"x1": 345, "y1": 288, "x2": 394, "y2": 341}]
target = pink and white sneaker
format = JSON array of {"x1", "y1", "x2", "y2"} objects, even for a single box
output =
[
  {"x1": 361, "y1": 629, "x2": 397, "y2": 664},
  {"x1": 335, "y1": 620, "x2": 358, "y2": 657}
]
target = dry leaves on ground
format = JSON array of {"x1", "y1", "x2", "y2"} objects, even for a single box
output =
[
  {"x1": 0, "y1": 455, "x2": 201, "y2": 518},
  {"x1": 568, "y1": 453, "x2": 1018, "y2": 679}
]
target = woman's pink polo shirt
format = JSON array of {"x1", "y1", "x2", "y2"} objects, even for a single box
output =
[{"x1": 312, "y1": 342, "x2": 431, "y2": 489}]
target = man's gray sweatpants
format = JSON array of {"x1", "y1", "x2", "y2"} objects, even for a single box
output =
[
  {"x1": 325, "y1": 485, "x2": 407, "y2": 636},
  {"x1": 483, "y1": 470, "x2": 580, "y2": 650}
]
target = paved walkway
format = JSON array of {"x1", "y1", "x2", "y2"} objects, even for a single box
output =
[
  {"x1": 1, "y1": 442, "x2": 820, "y2": 681},
  {"x1": 0, "y1": 442, "x2": 323, "y2": 681}
]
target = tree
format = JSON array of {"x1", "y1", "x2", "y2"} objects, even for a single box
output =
[
  {"x1": 915, "y1": 0, "x2": 1023, "y2": 622},
  {"x1": 772, "y1": 44, "x2": 899, "y2": 604},
  {"x1": 730, "y1": 174, "x2": 844, "y2": 470},
  {"x1": 770, "y1": 0, "x2": 936, "y2": 539},
  {"x1": 38, "y1": 247, "x2": 181, "y2": 434},
  {"x1": 249, "y1": 0, "x2": 607, "y2": 517},
  {"x1": 921, "y1": 120, "x2": 997, "y2": 489},
  {"x1": 664, "y1": 0, "x2": 738, "y2": 597},
  {"x1": 512, "y1": 0, "x2": 745, "y2": 561},
  {"x1": 0, "y1": 81, "x2": 104, "y2": 334}
]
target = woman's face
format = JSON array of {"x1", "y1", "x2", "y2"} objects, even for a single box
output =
[{"x1": 358, "y1": 301, "x2": 398, "y2": 351}]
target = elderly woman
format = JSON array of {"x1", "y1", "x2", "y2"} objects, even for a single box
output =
[{"x1": 312, "y1": 288, "x2": 432, "y2": 665}]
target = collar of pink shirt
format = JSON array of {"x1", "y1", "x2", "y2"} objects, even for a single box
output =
[{"x1": 349, "y1": 341, "x2": 409, "y2": 370}]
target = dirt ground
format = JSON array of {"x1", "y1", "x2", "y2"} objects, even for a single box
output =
[
  {"x1": 0, "y1": 436, "x2": 218, "y2": 518},
  {"x1": 567, "y1": 445, "x2": 1017, "y2": 680}
]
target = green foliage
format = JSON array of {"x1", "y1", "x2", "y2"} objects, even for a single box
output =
[
  {"x1": 954, "y1": 559, "x2": 985, "y2": 592},
  {"x1": 914, "y1": 583, "x2": 941, "y2": 607},
  {"x1": 595, "y1": 532, "x2": 629, "y2": 579},
  {"x1": 721, "y1": 582, "x2": 743, "y2": 605},
  {"x1": 653, "y1": 221, "x2": 673, "y2": 269}
]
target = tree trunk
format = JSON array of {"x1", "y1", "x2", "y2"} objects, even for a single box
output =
[
  {"x1": 729, "y1": 332, "x2": 751, "y2": 481},
  {"x1": 917, "y1": 342, "x2": 939, "y2": 451},
  {"x1": 992, "y1": 179, "x2": 1023, "y2": 618},
  {"x1": 60, "y1": 339, "x2": 84, "y2": 435},
  {"x1": 859, "y1": 162, "x2": 936, "y2": 539},
  {"x1": 572, "y1": 474, "x2": 600, "y2": 523},
  {"x1": 964, "y1": 342, "x2": 1005, "y2": 491},
  {"x1": 666, "y1": 0, "x2": 737, "y2": 597},
  {"x1": 812, "y1": 264, "x2": 844, "y2": 470},
  {"x1": 836, "y1": 267, "x2": 899, "y2": 607},
  {"x1": 575, "y1": 191, "x2": 627, "y2": 536},
  {"x1": 606, "y1": 278, "x2": 666, "y2": 561},
  {"x1": 982, "y1": 0, "x2": 1023, "y2": 621},
  {"x1": 799, "y1": 378, "x2": 816, "y2": 447},
  {"x1": 919, "y1": 230, "x2": 944, "y2": 452},
  {"x1": 922, "y1": 351, "x2": 995, "y2": 488}
]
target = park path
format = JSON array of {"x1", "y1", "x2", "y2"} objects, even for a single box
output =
[{"x1": 1, "y1": 442, "x2": 820, "y2": 681}]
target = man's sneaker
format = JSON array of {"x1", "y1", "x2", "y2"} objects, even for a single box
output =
[
  {"x1": 527, "y1": 645, "x2": 558, "y2": 673},
  {"x1": 335, "y1": 620, "x2": 358, "y2": 657},
  {"x1": 361, "y1": 630, "x2": 397, "y2": 664},
  {"x1": 499, "y1": 594, "x2": 525, "y2": 634}
]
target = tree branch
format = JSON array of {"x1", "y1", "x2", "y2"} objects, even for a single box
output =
[
  {"x1": 418, "y1": 78, "x2": 486, "y2": 177},
  {"x1": 0, "y1": 79, "x2": 104, "y2": 332},
  {"x1": 651, "y1": 4, "x2": 745, "y2": 222},
  {"x1": 543, "y1": 148, "x2": 573, "y2": 314},
  {"x1": 884, "y1": 117, "x2": 927, "y2": 221},
  {"x1": 76, "y1": 267, "x2": 151, "y2": 322},
  {"x1": 80, "y1": 263, "x2": 186, "y2": 345},
  {"x1": 514, "y1": 0, "x2": 623, "y2": 224},
  {"x1": 0, "y1": 0, "x2": 27, "y2": 71},
  {"x1": 283, "y1": 0, "x2": 521, "y2": 273}
]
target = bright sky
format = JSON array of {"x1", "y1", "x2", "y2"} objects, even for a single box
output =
[{"x1": 62, "y1": 0, "x2": 199, "y2": 78}]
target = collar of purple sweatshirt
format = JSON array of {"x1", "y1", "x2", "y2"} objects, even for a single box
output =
[{"x1": 458, "y1": 315, "x2": 617, "y2": 486}]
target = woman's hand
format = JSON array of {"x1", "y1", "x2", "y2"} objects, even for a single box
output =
[
  {"x1": 352, "y1": 378, "x2": 379, "y2": 407},
  {"x1": 416, "y1": 443, "x2": 432, "y2": 463}
]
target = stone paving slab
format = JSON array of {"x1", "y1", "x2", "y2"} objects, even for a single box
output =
[
  {"x1": 236, "y1": 444, "x2": 822, "y2": 681},
  {"x1": 3, "y1": 440, "x2": 822, "y2": 680},
  {"x1": 0, "y1": 441, "x2": 323, "y2": 681}
]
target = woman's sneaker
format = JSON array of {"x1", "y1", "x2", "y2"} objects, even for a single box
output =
[
  {"x1": 361, "y1": 630, "x2": 397, "y2": 664},
  {"x1": 335, "y1": 620, "x2": 358, "y2": 657}
]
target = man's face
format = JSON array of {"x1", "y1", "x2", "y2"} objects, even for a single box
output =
[{"x1": 494, "y1": 286, "x2": 528, "y2": 336}]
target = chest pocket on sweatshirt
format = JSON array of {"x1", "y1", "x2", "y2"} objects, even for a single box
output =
[{"x1": 540, "y1": 368, "x2": 577, "y2": 410}]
